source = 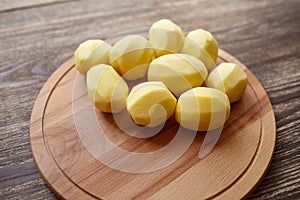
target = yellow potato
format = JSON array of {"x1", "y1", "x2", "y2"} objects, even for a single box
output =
[
  {"x1": 181, "y1": 29, "x2": 218, "y2": 69},
  {"x1": 175, "y1": 87, "x2": 230, "y2": 131},
  {"x1": 127, "y1": 82, "x2": 177, "y2": 127},
  {"x1": 207, "y1": 63, "x2": 248, "y2": 103},
  {"x1": 109, "y1": 35, "x2": 154, "y2": 80},
  {"x1": 86, "y1": 64, "x2": 129, "y2": 113},
  {"x1": 74, "y1": 40, "x2": 111, "y2": 74},
  {"x1": 148, "y1": 53, "x2": 208, "y2": 96},
  {"x1": 149, "y1": 19, "x2": 184, "y2": 57}
]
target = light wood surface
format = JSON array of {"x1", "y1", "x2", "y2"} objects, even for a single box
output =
[
  {"x1": 30, "y1": 49, "x2": 276, "y2": 199},
  {"x1": 1, "y1": 0, "x2": 299, "y2": 199}
]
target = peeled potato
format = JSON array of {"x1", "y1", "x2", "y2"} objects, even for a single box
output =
[
  {"x1": 181, "y1": 29, "x2": 218, "y2": 69},
  {"x1": 175, "y1": 87, "x2": 230, "y2": 131},
  {"x1": 109, "y1": 35, "x2": 154, "y2": 80},
  {"x1": 74, "y1": 40, "x2": 111, "y2": 74},
  {"x1": 127, "y1": 82, "x2": 177, "y2": 127},
  {"x1": 148, "y1": 53, "x2": 208, "y2": 96},
  {"x1": 86, "y1": 64, "x2": 129, "y2": 113},
  {"x1": 149, "y1": 19, "x2": 184, "y2": 57},
  {"x1": 207, "y1": 63, "x2": 248, "y2": 103}
]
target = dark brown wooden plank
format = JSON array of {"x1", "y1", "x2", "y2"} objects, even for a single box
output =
[
  {"x1": 0, "y1": 0, "x2": 74, "y2": 13},
  {"x1": 0, "y1": 0, "x2": 299, "y2": 199}
]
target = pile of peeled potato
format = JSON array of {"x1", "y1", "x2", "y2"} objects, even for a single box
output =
[{"x1": 74, "y1": 19, "x2": 248, "y2": 131}]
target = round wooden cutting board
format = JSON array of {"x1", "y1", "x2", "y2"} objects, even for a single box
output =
[{"x1": 30, "y1": 49, "x2": 276, "y2": 200}]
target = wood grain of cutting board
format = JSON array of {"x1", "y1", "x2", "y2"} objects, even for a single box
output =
[{"x1": 30, "y1": 48, "x2": 276, "y2": 200}]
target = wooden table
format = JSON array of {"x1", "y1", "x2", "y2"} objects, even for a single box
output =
[{"x1": 0, "y1": 0, "x2": 299, "y2": 199}]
